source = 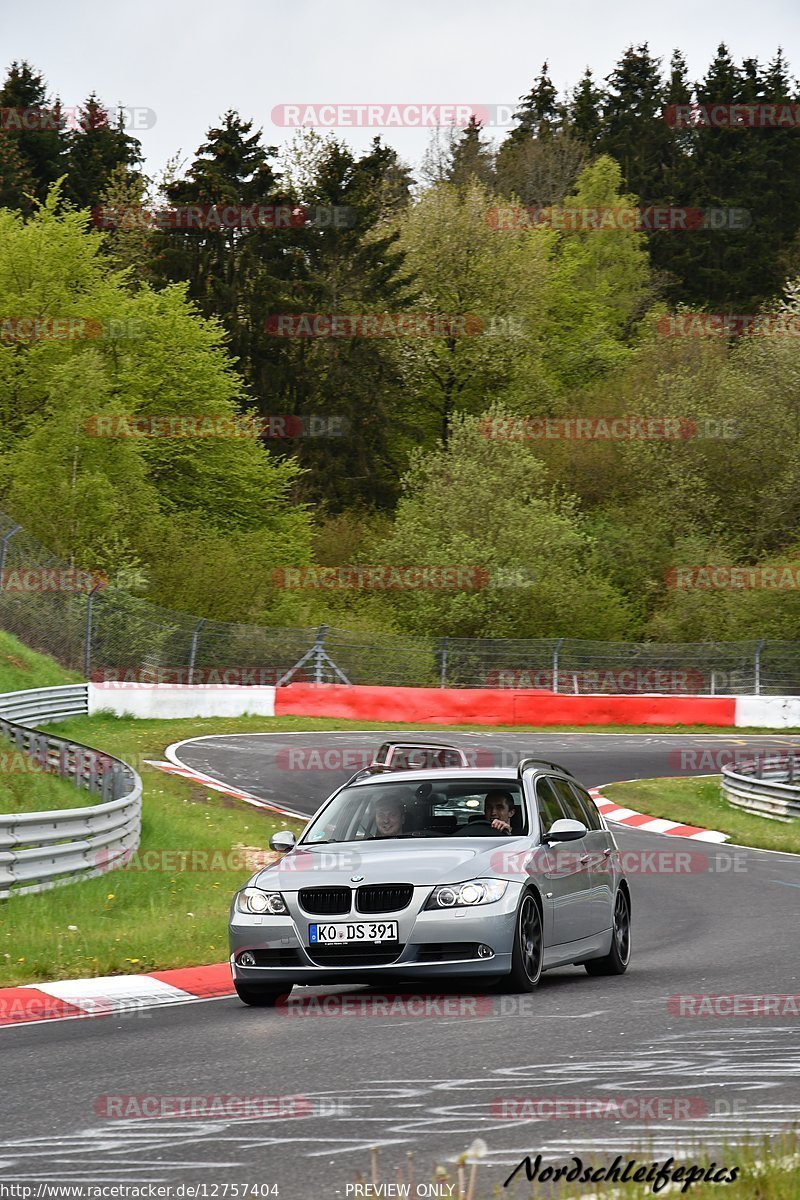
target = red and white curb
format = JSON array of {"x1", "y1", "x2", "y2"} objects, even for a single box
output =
[
  {"x1": 0, "y1": 962, "x2": 234, "y2": 1028},
  {"x1": 146, "y1": 758, "x2": 306, "y2": 820},
  {"x1": 588, "y1": 785, "x2": 728, "y2": 843}
]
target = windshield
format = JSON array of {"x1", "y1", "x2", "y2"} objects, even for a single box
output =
[{"x1": 302, "y1": 778, "x2": 528, "y2": 843}]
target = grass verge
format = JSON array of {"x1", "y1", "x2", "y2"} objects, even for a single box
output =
[
  {"x1": 0, "y1": 628, "x2": 79, "y2": 692},
  {"x1": 604, "y1": 775, "x2": 800, "y2": 853},
  {"x1": 360, "y1": 1132, "x2": 799, "y2": 1197}
]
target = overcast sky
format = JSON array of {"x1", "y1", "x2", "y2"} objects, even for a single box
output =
[{"x1": 5, "y1": 0, "x2": 800, "y2": 182}]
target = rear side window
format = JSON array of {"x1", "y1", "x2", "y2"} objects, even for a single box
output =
[
  {"x1": 550, "y1": 777, "x2": 589, "y2": 826},
  {"x1": 535, "y1": 777, "x2": 564, "y2": 835},
  {"x1": 568, "y1": 782, "x2": 604, "y2": 831}
]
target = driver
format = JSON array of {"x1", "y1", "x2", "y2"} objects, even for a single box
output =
[
  {"x1": 484, "y1": 790, "x2": 516, "y2": 834},
  {"x1": 374, "y1": 795, "x2": 405, "y2": 837}
]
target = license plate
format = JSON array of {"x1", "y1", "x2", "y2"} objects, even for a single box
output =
[{"x1": 309, "y1": 921, "x2": 399, "y2": 944}]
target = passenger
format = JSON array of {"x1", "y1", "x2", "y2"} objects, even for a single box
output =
[{"x1": 484, "y1": 790, "x2": 516, "y2": 834}]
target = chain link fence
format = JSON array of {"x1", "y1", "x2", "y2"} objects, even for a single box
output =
[{"x1": 1, "y1": 512, "x2": 799, "y2": 693}]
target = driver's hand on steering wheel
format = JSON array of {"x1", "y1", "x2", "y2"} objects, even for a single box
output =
[{"x1": 491, "y1": 817, "x2": 511, "y2": 833}]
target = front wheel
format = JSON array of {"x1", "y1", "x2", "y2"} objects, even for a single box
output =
[
  {"x1": 585, "y1": 888, "x2": 631, "y2": 976},
  {"x1": 234, "y1": 981, "x2": 291, "y2": 1007},
  {"x1": 505, "y1": 892, "x2": 543, "y2": 992}
]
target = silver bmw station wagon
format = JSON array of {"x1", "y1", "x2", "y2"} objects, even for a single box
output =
[{"x1": 229, "y1": 742, "x2": 631, "y2": 1005}]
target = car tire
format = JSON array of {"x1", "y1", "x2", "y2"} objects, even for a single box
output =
[
  {"x1": 585, "y1": 888, "x2": 631, "y2": 976},
  {"x1": 505, "y1": 891, "x2": 543, "y2": 993},
  {"x1": 234, "y1": 981, "x2": 291, "y2": 1007}
]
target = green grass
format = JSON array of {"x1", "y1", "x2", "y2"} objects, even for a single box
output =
[
  {"x1": 0, "y1": 764, "x2": 96, "y2": 813},
  {"x1": 605, "y1": 775, "x2": 800, "y2": 854},
  {"x1": 0, "y1": 628, "x2": 79, "y2": 692}
]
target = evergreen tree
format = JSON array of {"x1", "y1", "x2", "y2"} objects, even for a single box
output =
[
  {"x1": 448, "y1": 117, "x2": 495, "y2": 189},
  {"x1": 0, "y1": 61, "x2": 65, "y2": 208},
  {"x1": 568, "y1": 68, "x2": 604, "y2": 149},
  {"x1": 64, "y1": 94, "x2": 143, "y2": 210},
  {"x1": 598, "y1": 44, "x2": 669, "y2": 202},
  {"x1": 509, "y1": 62, "x2": 559, "y2": 142}
]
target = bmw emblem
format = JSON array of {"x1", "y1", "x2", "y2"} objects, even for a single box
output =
[{"x1": 351, "y1": 875, "x2": 364, "y2": 882}]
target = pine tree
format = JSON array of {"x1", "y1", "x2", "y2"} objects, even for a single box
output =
[
  {"x1": 0, "y1": 61, "x2": 65, "y2": 207},
  {"x1": 568, "y1": 68, "x2": 604, "y2": 149},
  {"x1": 266, "y1": 136, "x2": 413, "y2": 510},
  {"x1": 64, "y1": 94, "x2": 143, "y2": 210},
  {"x1": 598, "y1": 44, "x2": 669, "y2": 202},
  {"x1": 448, "y1": 117, "x2": 495, "y2": 189},
  {"x1": 0, "y1": 133, "x2": 36, "y2": 211},
  {"x1": 509, "y1": 62, "x2": 559, "y2": 142}
]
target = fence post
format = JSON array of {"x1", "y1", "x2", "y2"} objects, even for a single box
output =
[
  {"x1": 440, "y1": 638, "x2": 448, "y2": 688},
  {"x1": 314, "y1": 626, "x2": 328, "y2": 684},
  {"x1": 187, "y1": 617, "x2": 206, "y2": 685},
  {"x1": 0, "y1": 524, "x2": 21, "y2": 586},
  {"x1": 83, "y1": 582, "x2": 103, "y2": 679},
  {"x1": 754, "y1": 638, "x2": 765, "y2": 696},
  {"x1": 552, "y1": 637, "x2": 565, "y2": 694}
]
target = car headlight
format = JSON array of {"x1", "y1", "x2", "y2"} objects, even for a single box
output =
[
  {"x1": 425, "y1": 878, "x2": 508, "y2": 909},
  {"x1": 236, "y1": 887, "x2": 288, "y2": 915}
]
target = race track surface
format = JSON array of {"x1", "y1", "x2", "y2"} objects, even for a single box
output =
[{"x1": 2, "y1": 731, "x2": 799, "y2": 1197}]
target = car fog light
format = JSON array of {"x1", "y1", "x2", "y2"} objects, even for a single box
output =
[
  {"x1": 477, "y1": 944, "x2": 494, "y2": 959},
  {"x1": 239, "y1": 951, "x2": 256, "y2": 966}
]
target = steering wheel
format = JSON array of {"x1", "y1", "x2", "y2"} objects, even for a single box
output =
[{"x1": 449, "y1": 819, "x2": 501, "y2": 836}]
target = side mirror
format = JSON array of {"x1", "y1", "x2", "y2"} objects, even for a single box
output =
[
  {"x1": 269, "y1": 830, "x2": 296, "y2": 853},
  {"x1": 545, "y1": 818, "x2": 587, "y2": 843}
]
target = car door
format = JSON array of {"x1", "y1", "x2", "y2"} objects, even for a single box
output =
[
  {"x1": 567, "y1": 780, "x2": 617, "y2": 934},
  {"x1": 535, "y1": 776, "x2": 593, "y2": 945}
]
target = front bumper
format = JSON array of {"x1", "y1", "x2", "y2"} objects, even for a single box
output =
[{"x1": 229, "y1": 884, "x2": 521, "y2": 985}]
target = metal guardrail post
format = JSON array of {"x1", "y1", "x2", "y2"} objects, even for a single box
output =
[
  {"x1": 187, "y1": 617, "x2": 206, "y2": 685},
  {"x1": 552, "y1": 637, "x2": 565, "y2": 694},
  {"x1": 439, "y1": 638, "x2": 448, "y2": 688},
  {"x1": 754, "y1": 638, "x2": 765, "y2": 695}
]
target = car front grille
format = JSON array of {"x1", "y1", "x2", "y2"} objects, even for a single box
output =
[
  {"x1": 305, "y1": 944, "x2": 403, "y2": 967},
  {"x1": 356, "y1": 884, "x2": 414, "y2": 913},
  {"x1": 298, "y1": 887, "x2": 351, "y2": 915}
]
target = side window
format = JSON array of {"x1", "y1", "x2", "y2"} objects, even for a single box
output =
[
  {"x1": 550, "y1": 777, "x2": 589, "y2": 827},
  {"x1": 535, "y1": 777, "x2": 565, "y2": 835},
  {"x1": 568, "y1": 782, "x2": 604, "y2": 831}
]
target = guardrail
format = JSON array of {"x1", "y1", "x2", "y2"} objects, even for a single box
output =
[
  {"x1": 0, "y1": 684, "x2": 142, "y2": 898},
  {"x1": 721, "y1": 756, "x2": 800, "y2": 822}
]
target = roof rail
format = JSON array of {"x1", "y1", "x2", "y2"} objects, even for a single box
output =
[{"x1": 517, "y1": 757, "x2": 576, "y2": 779}]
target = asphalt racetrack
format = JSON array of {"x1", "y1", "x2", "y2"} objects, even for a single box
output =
[{"x1": 2, "y1": 730, "x2": 799, "y2": 1197}]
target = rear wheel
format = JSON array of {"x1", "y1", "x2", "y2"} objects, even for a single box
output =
[
  {"x1": 234, "y1": 981, "x2": 291, "y2": 1007},
  {"x1": 505, "y1": 892, "x2": 543, "y2": 992},
  {"x1": 585, "y1": 888, "x2": 631, "y2": 976}
]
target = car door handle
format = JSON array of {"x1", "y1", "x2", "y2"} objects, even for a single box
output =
[
  {"x1": 580, "y1": 854, "x2": 590, "y2": 865},
  {"x1": 602, "y1": 848, "x2": 612, "y2": 857}
]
